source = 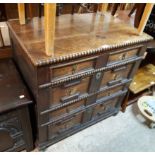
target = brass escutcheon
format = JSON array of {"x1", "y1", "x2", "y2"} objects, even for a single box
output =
[{"x1": 96, "y1": 72, "x2": 101, "y2": 80}]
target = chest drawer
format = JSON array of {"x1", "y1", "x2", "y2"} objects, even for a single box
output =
[
  {"x1": 92, "y1": 97, "x2": 120, "y2": 119},
  {"x1": 51, "y1": 76, "x2": 91, "y2": 106},
  {"x1": 97, "y1": 85, "x2": 124, "y2": 100},
  {"x1": 101, "y1": 63, "x2": 133, "y2": 87},
  {"x1": 51, "y1": 59, "x2": 94, "y2": 80},
  {"x1": 108, "y1": 48, "x2": 139, "y2": 64},
  {"x1": 48, "y1": 111, "x2": 84, "y2": 139},
  {"x1": 49, "y1": 100, "x2": 85, "y2": 121}
]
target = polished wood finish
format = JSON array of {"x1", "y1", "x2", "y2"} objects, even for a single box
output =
[
  {"x1": 129, "y1": 64, "x2": 155, "y2": 94},
  {"x1": 17, "y1": 3, "x2": 25, "y2": 25},
  {"x1": 0, "y1": 47, "x2": 12, "y2": 59},
  {"x1": 7, "y1": 13, "x2": 152, "y2": 66},
  {"x1": 138, "y1": 4, "x2": 154, "y2": 35},
  {"x1": 0, "y1": 58, "x2": 33, "y2": 151},
  {"x1": 8, "y1": 13, "x2": 153, "y2": 150}
]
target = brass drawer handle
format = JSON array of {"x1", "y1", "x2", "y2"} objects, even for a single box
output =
[
  {"x1": 97, "y1": 111, "x2": 103, "y2": 116},
  {"x1": 56, "y1": 115, "x2": 76, "y2": 126},
  {"x1": 60, "y1": 92, "x2": 80, "y2": 103},
  {"x1": 107, "y1": 78, "x2": 122, "y2": 86},
  {"x1": 62, "y1": 78, "x2": 82, "y2": 88}
]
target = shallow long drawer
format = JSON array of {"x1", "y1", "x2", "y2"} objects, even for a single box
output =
[
  {"x1": 51, "y1": 58, "x2": 95, "y2": 80},
  {"x1": 108, "y1": 47, "x2": 139, "y2": 65}
]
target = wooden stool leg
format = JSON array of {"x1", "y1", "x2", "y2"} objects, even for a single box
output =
[
  {"x1": 137, "y1": 3, "x2": 154, "y2": 35},
  {"x1": 44, "y1": 3, "x2": 56, "y2": 56},
  {"x1": 101, "y1": 3, "x2": 108, "y2": 12},
  {"x1": 18, "y1": 3, "x2": 26, "y2": 25},
  {"x1": 111, "y1": 3, "x2": 120, "y2": 16},
  {"x1": 128, "y1": 4, "x2": 137, "y2": 17}
]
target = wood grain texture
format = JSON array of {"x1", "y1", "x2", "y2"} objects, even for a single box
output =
[
  {"x1": 44, "y1": 3, "x2": 56, "y2": 56},
  {"x1": 52, "y1": 59, "x2": 94, "y2": 79},
  {"x1": 51, "y1": 76, "x2": 90, "y2": 105},
  {"x1": 129, "y1": 64, "x2": 155, "y2": 94},
  {"x1": 7, "y1": 13, "x2": 153, "y2": 66},
  {"x1": 92, "y1": 97, "x2": 119, "y2": 118},
  {"x1": 0, "y1": 47, "x2": 12, "y2": 59},
  {"x1": 0, "y1": 59, "x2": 32, "y2": 113}
]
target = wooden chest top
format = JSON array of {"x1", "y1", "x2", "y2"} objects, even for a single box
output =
[
  {"x1": 0, "y1": 59, "x2": 32, "y2": 113},
  {"x1": 8, "y1": 13, "x2": 152, "y2": 66}
]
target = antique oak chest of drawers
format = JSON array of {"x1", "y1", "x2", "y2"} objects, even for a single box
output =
[
  {"x1": 7, "y1": 13, "x2": 153, "y2": 149},
  {"x1": 0, "y1": 58, "x2": 33, "y2": 151}
]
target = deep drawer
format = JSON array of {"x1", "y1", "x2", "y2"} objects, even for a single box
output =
[
  {"x1": 97, "y1": 85, "x2": 124, "y2": 100},
  {"x1": 92, "y1": 96, "x2": 121, "y2": 119},
  {"x1": 51, "y1": 76, "x2": 91, "y2": 106},
  {"x1": 108, "y1": 48, "x2": 139, "y2": 64},
  {"x1": 49, "y1": 100, "x2": 85, "y2": 121},
  {"x1": 101, "y1": 63, "x2": 133, "y2": 87},
  {"x1": 0, "y1": 112, "x2": 24, "y2": 152},
  {"x1": 51, "y1": 59, "x2": 94, "y2": 80},
  {"x1": 48, "y1": 111, "x2": 84, "y2": 139}
]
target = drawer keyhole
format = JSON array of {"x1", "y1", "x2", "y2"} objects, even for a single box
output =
[
  {"x1": 96, "y1": 72, "x2": 102, "y2": 80},
  {"x1": 113, "y1": 74, "x2": 117, "y2": 80},
  {"x1": 108, "y1": 92, "x2": 111, "y2": 96},
  {"x1": 66, "y1": 88, "x2": 76, "y2": 96},
  {"x1": 72, "y1": 64, "x2": 77, "y2": 74},
  {"x1": 66, "y1": 108, "x2": 70, "y2": 113},
  {"x1": 113, "y1": 74, "x2": 121, "y2": 80},
  {"x1": 119, "y1": 53, "x2": 126, "y2": 60}
]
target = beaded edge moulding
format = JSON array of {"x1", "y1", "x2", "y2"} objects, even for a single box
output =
[{"x1": 36, "y1": 37, "x2": 152, "y2": 66}]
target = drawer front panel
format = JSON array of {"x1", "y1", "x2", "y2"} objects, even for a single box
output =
[
  {"x1": 101, "y1": 63, "x2": 133, "y2": 87},
  {"x1": 92, "y1": 97, "x2": 119, "y2": 119},
  {"x1": 97, "y1": 85, "x2": 124, "y2": 100},
  {"x1": 52, "y1": 59, "x2": 94, "y2": 80},
  {"x1": 51, "y1": 76, "x2": 90, "y2": 105},
  {"x1": 49, "y1": 100, "x2": 85, "y2": 120},
  {"x1": 108, "y1": 48, "x2": 138, "y2": 64},
  {"x1": 0, "y1": 112, "x2": 24, "y2": 151},
  {"x1": 48, "y1": 112, "x2": 83, "y2": 139},
  {"x1": 0, "y1": 112, "x2": 22, "y2": 136}
]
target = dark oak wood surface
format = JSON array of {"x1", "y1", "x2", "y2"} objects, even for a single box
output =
[
  {"x1": 8, "y1": 12, "x2": 153, "y2": 150},
  {"x1": 8, "y1": 13, "x2": 152, "y2": 66},
  {"x1": 0, "y1": 58, "x2": 32, "y2": 113},
  {"x1": 0, "y1": 58, "x2": 34, "y2": 151}
]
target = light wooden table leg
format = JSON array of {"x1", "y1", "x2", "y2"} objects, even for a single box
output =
[
  {"x1": 44, "y1": 3, "x2": 56, "y2": 56},
  {"x1": 138, "y1": 3, "x2": 154, "y2": 35},
  {"x1": 18, "y1": 3, "x2": 26, "y2": 25},
  {"x1": 101, "y1": 3, "x2": 108, "y2": 12}
]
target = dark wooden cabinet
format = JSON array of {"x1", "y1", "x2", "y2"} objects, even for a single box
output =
[
  {"x1": 0, "y1": 59, "x2": 34, "y2": 151},
  {"x1": 8, "y1": 13, "x2": 153, "y2": 150}
]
